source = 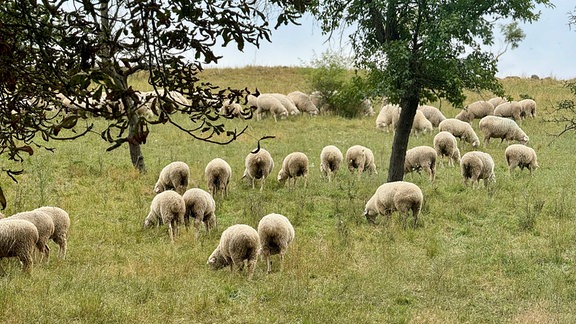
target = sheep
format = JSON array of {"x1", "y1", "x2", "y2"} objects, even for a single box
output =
[
  {"x1": 0, "y1": 219, "x2": 39, "y2": 273},
  {"x1": 251, "y1": 94, "x2": 288, "y2": 122},
  {"x1": 7, "y1": 210, "x2": 55, "y2": 262},
  {"x1": 218, "y1": 99, "x2": 245, "y2": 118},
  {"x1": 455, "y1": 100, "x2": 494, "y2": 123},
  {"x1": 207, "y1": 224, "x2": 260, "y2": 280},
  {"x1": 494, "y1": 101, "x2": 523, "y2": 120},
  {"x1": 411, "y1": 110, "x2": 433, "y2": 136},
  {"x1": 143, "y1": 190, "x2": 186, "y2": 243},
  {"x1": 363, "y1": 181, "x2": 423, "y2": 228},
  {"x1": 488, "y1": 96, "x2": 507, "y2": 108},
  {"x1": 438, "y1": 118, "x2": 480, "y2": 147},
  {"x1": 257, "y1": 213, "x2": 295, "y2": 274},
  {"x1": 460, "y1": 151, "x2": 495, "y2": 188},
  {"x1": 519, "y1": 98, "x2": 537, "y2": 118},
  {"x1": 204, "y1": 158, "x2": 232, "y2": 198},
  {"x1": 154, "y1": 161, "x2": 190, "y2": 195},
  {"x1": 433, "y1": 131, "x2": 461, "y2": 167},
  {"x1": 288, "y1": 91, "x2": 319, "y2": 115},
  {"x1": 271, "y1": 93, "x2": 300, "y2": 116},
  {"x1": 376, "y1": 104, "x2": 401, "y2": 132},
  {"x1": 320, "y1": 145, "x2": 343, "y2": 182},
  {"x1": 34, "y1": 206, "x2": 70, "y2": 260},
  {"x1": 242, "y1": 148, "x2": 274, "y2": 192},
  {"x1": 478, "y1": 115, "x2": 529, "y2": 145},
  {"x1": 417, "y1": 105, "x2": 446, "y2": 127},
  {"x1": 404, "y1": 146, "x2": 437, "y2": 181},
  {"x1": 505, "y1": 144, "x2": 539, "y2": 175},
  {"x1": 345, "y1": 145, "x2": 378, "y2": 176},
  {"x1": 277, "y1": 152, "x2": 309, "y2": 188},
  {"x1": 182, "y1": 188, "x2": 217, "y2": 239},
  {"x1": 361, "y1": 98, "x2": 375, "y2": 117}
]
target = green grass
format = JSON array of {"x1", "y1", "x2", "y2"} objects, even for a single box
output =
[{"x1": 1, "y1": 68, "x2": 576, "y2": 323}]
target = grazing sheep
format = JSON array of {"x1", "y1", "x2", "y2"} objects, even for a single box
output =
[
  {"x1": 433, "y1": 131, "x2": 461, "y2": 167},
  {"x1": 320, "y1": 145, "x2": 343, "y2": 182},
  {"x1": 204, "y1": 158, "x2": 232, "y2": 198},
  {"x1": 207, "y1": 224, "x2": 260, "y2": 280},
  {"x1": 143, "y1": 190, "x2": 186, "y2": 243},
  {"x1": 455, "y1": 100, "x2": 494, "y2": 123},
  {"x1": 0, "y1": 219, "x2": 39, "y2": 273},
  {"x1": 346, "y1": 145, "x2": 378, "y2": 176},
  {"x1": 154, "y1": 161, "x2": 190, "y2": 195},
  {"x1": 218, "y1": 99, "x2": 245, "y2": 118},
  {"x1": 505, "y1": 144, "x2": 539, "y2": 175},
  {"x1": 363, "y1": 181, "x2": 423, "y2": 228},
  {"x1": 404, "y1": 146, "x2": 437, "y2": 181},
  {"x1": 418, "y1": 105, "x2": 446, "y2": 127},
  {"x1": 252, "y1": 94, "x2": 288, "y2": 122},
  {"x1": 494, "y1": 101, "x2": 523, "y2": 120},
  {"x1": 257, "y1": 213, "x2": 295, "y2": 274},
  {"x1": 412, "y1": 110, "x2": 433, "y2": 136},
  {"x1": 460, "y1": 151, "x2": 495, "y2": 188},
  {"x1": 438, "y1": 118, "x2": 480, "y2": 147},
  {"x1": 488, "y1": 96, "x2": 507, "y2": 108},
  {"x1": 8, "y1": 210, "x2": 55, "y2": 262},
  {"x1": 243, "y1": 148, "x2": 274, "y2": 192},
  {"x1": 34, "y1": 206, "x2": 70, "y2": 260},
  {"x1": 277, "y1": 152, "x2": 309, "y2": 188},
  {"x1": 519, "y1": 98, "x2": 537, "y2": 118},
  {"x1": 376, "y1": 104, "x2": 401, "y2": 132},
  {"x1": 478, "y1": 115, "x2": 529, "y2": 145},
  {"x1": 270, "y1": 93, "x2": 300, "y2": 116},
  {"x1": 182, "y1": 188, "x2": 217, "y2": 238},
  {"x1": 288, "y1": 91, "x2": 319, "y2": 115}
]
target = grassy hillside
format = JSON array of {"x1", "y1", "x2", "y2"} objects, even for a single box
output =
[{"x1": 1, "y1": 67, "x2": 576, "y2": 323}]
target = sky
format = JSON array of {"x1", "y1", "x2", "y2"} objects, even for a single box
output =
[{"x1": 206, "y1": 1, "x2": 576, "y2": 80}]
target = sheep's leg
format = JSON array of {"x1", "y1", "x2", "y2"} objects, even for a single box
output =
[
  {"x1": 55, "y1": 235, "x2": 67, "y2": 259},
  {"x1": 167, "y1": 223, "x2": 174, "y2": 243},
  {"x1": 266, "y1": 255, "x2": 272, "y2": 274},
  {"x1": 194, "y1": 218, "x2": 202, "y2": 240},
  {"x1": 247, "y1": 259, "x2": 257, "y2": 280}
]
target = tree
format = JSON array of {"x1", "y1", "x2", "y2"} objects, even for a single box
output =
[{"x1": 311, "y1": 0, "x2": 551, "y2": 182}]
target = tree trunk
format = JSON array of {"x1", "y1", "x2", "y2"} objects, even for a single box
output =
[
  {"x1": 387, "y1": 91, "x2": 419, "y2": 182},
  {"x1": 128, "y1": 113, "x2": 146, "y2": 173}
]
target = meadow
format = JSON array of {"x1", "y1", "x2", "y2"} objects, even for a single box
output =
[{"x1": 1, "y1": 67, "x2": 576, "y2": 323}]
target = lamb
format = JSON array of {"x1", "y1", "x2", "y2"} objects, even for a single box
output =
[
  {"x1": 417, "y1": 105, "x2": 446, "y2": 127},
  {"x1": 505, "y1": 144, "x2": 539, "y2": 175},
  {"x1": 251, "y1": 94, "x2": 288, "y2": 122},
  {"x1": 143, "y1": 190, "x2": 186, "y2": 243},
  {"x1": 438, "y1": 118, "x2": 480, "y2": 147},
  {"x1": 242, "y1": 148, "x2": 274, "y2": 192},
  {"x1": 204, "y1": 158, "x2": 232, "y2": 198},
  {"x1": 455, "y1": 100, "x2": 494, "y2": 123},
  {"x1": 345, "y1": 145, "x2": 378, "y2": 176},
  {"x1": 460, "y1": 151, "x2": 495, "y2": 188},
  {"x1": 320, "y1": 145, "x2": 343, "y2": 182},
  {"x1": 154, "y1": 161, "x2": 190, "y2": 195},
  {"x1": 207, "y1": 224, "x2": 260, "y2": 280},
  {"x1": 363, "y1": 181, "x2": 423, "y2": 228},
  {"x1": 277, "y1": 152, "x2": 309, "y2": 188},
  {"x1": 287, "y1": 91, "x2": 319, "y2": 115},
  {"x1": 34, "y1": 206, "x2": 70, "y2": 259},
  {"x1": 271, "y1": 93, "x2": 300, "y2": 116},
  {"x1": 494, "y1": 101, "x2": 523, "y2": 120},
  {"x1": 182, "y1": 188, "x2": 217, "y2": 238},
  {"x1": 376, "y1": 104, "x2": 401, "y2": 132},
  {"x1": 433, "y1": 131, "x2": 461, "y2": 167},
  {"x1": 519, "y1": 98, "x2": 537, "y2": 118},
  {"x1": 404, "y1": 146, "x2": 437, "y2": 181},
  {"x1": 411, "y1": 110, "x2": 433, "y2": 136},
  {"x1": 488, "y1": 96, "x2": 507, "y2": 108},
  {"x1": 257, "y1": 213, "x2": 295, "y2": 274},
  {"x1": 0, "y1": 219, "x2": 39, "y2": 273},
  {"x1": 478, "y1": 115, "x2": 529, "y2": 145},
  {"x1": 7, "y1": 210, "x2": 55, "y2": 262}
]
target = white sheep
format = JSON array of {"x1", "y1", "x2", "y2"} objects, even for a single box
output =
[
  {"x1": 478, "y1": 115, "x2": 529, "y2": 145},
  {"x1": 455, "y1": 100, "x2": 494, "y2": 123},
  {"x1": 363, "y1": 181, "x2": 424, "y2": 228},
  {"x1": 34, "y1": 206, "x2": 70, "y2": 260},
  {"x1": 438, "y1": 118, "x2": 480, "y2": 148},
  {"x1": 143, "y1": 190, "x2": 186, "y2": 243},
  {"x1": 207, "y1": 224, "x2": 260, "y2": 280},
  {"x1": 154, "y1": 161, "x2": 190, "y2": 195},
  {"x1": 204, "y1": 158, "x2": 232, "y2": 198},
  {"x1": 277, "y1": 152, "x2": 309, "y2": 188},
  {"x1": 460, "y1": 151, "x2": 495, "y2": 188},
  {"x1": 433, "y1": 131, "x2": 461, "y2": 167},
  {"x1": 242, "y1": 148, "x2": 274, "y2": 192},
  {"x1": 417, "y1": 105, "x2": 446, "y2": 127},
  {"x1": 271, "y1": 93, "x2": 300, "y2": 116},
  {"x1": 375, "y1": 103, "x2": 401, "y2": 132},
  {"x1": 412, "y1": 110, "x2": 433, "y2": 136},
  {"x1": 251, "y1": 94, "x2": 288, "y2": 122},
  {"x1": 182, "y1": 188, "x2": 217, "y2": 239},
  {"x1": 7, "y1": 210, "x2": 55, "y2": 262},
  {"x1": 404, "y1": 146, "x2": 437, "y2": 181},
  {"x1": 0, "y1": 219, "x2": 39, "y2": 273},
  {"x1": 320, "y1": 145, "x2": 343, "y2": 182},
  {"x1": 218, "y1": 99, "x2": 245, "y2": 118},
  {"x1": 287, "y1": 91, "x2": 319, "y2": 115},
  {"x1": 518, "y1": 98, "x2": 537, "y2": 118},
  {"x1": 346, "y1": 145, "x2": 378, "y2": 176},
  {"x1": 505, "y1": 144, "x2": 539, "y2": 175},
  {"x1": 257, "y1": 213, "x2": 295, "y2": 274},
  {"x1": 494, "y1": 101, "x2": 523, "y2": 120},
  {"x1": 488, "y1": 96, "x2": 507, "y2": 108}
]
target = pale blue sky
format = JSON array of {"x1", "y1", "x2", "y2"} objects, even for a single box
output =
[{"x1": 208, "y1": 1, "x2": 576, "y2": 80}]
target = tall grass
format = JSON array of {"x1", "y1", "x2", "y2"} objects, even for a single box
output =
[{"x1": 1, "y1": 68, "x2": 576, "y2": 322}]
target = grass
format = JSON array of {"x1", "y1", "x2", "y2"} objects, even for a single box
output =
[{"x1": 1, "y1": 67, "x2": 576, "y2": 322}]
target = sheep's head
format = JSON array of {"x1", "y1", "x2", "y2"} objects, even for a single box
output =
[
  {"x1": 277, "y1": 169, "x2": 288, "y2": 182},
  {"x1": 519, "y1": 135, "x2": 529, "y2": 145},
  {"x1": 207, "y1": 251, "x2": 228, "y2": 270},
  {"x1": 153, "y1": 182, "x2": 165, "y2": 194}
]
